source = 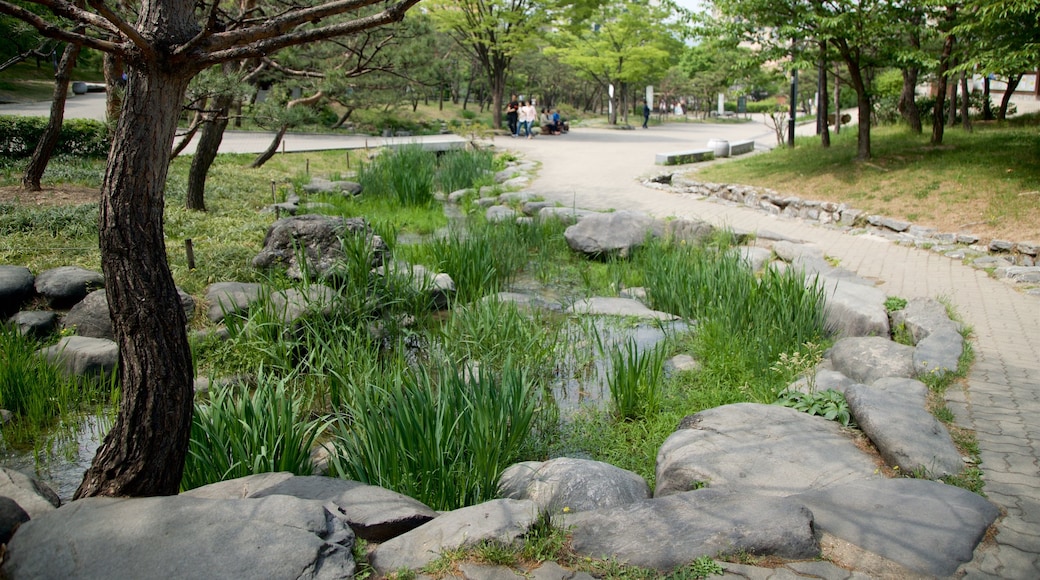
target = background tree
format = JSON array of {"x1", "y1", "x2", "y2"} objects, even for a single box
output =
[
  {"x1": 427, "y1": 0, "x2": 543, "y2": 129},
  {"x1": 0, "y1": 0, "x2": 421, "y2": 499},
  {"x1": 547, "y1": 0, "x2": 679, "y2": 125}
]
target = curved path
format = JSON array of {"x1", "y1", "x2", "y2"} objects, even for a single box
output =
[{"x1": 501, "y1": 123, "x2": 1040, "y2": 579}]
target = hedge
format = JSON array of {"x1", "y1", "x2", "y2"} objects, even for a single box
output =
[{"x1": 0, "y1": 115, "x2": 110, "y2": 159}]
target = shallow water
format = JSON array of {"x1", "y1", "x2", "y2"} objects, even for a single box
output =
[{"x1": 1, "y1": 413, "x2": 110, "y2": 502}]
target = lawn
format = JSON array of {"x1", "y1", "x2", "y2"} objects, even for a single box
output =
[{"x1": 695, "y1": 121, "x2": 1040, "y2": 243}]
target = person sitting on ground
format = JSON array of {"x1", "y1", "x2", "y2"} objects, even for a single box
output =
[
  {"x1": 540, "y1": 108, "x2": 558, "y2": 135},
  {"x1": 553, "y1": 109, "x2": 569, "y2": 133}
]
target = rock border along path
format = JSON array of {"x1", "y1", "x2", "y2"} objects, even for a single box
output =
[{"x1": 501, "y1": 122, "x2": 1040, "y2": 578}]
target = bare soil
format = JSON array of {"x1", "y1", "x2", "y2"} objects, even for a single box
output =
[{"x1": 0, "y1": 185, "x2": 100, "y2": 206}]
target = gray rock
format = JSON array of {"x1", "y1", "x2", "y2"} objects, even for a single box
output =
[
  {"x1": 204, "y1": 282, "x2": 264, "y2": 323},
  {"x1": 477, "y1": 292, "x2": 560, "y2": 311},
  {"x1": 522, "y1": 201, "x2": 555, "y2": 216},
  {"x1": 786, "y1": 369, "x2": 859, "y2": 395},
  {"x1": 494, "y1": 168, "x2": 521, "y2": 183},
  {"x1": 486, "y1": 205, "x2": 518, "y2": 223},
  {"x1": 664, "y1": 354, "x2": 700, "y2": 374},
  {"x1": 1004, "y1": 266, "x2": 1040, "y2": 283},
  {"x1": 447, "y1": 188, "x2": 471, "y2": 203},
  {"x1": 538, "y1": 207, "x2": 595, "y2": 225},
  {"x1": 566, "y1": 489, "x2": 819, "y2": 570},
  {"x1": 499, "y1": 190, "x2": 536, "y2": 204},
  {"x1": 369, "y1": 499, "x2": 539, "y2": 575},
  {"x1": 661, "y1": 217, "x2": 716, "y2": 246},
  {"x1": 498, "y1": 457, "x2": 650, "y2": 514},
  {"x1": 0, "y1": 469, "x2": 60, "y2": 519},
  {"x1": 33, "y1": 266, "x2": 104, "y2": 309},
  {"x1": 988, "y1": 239, "x2": 1014, "y2": 252},
  {"x1": 827, "y1": 336, "x2": 915, "y2": 384},
  {"x1": 795, "y1": 479, "x2": 998, "y2": 577},
  {"x1": 913, "y1": 329, "x2": 963, "y2": 376},
  {"x1": 0, "y1": 266, "x2": 35, "y2": 317},
  {"x1": 565, "y1": 297, "x2": 678, "y2": 321},
  {"x1": 263, "y1": 285, "x2": 338, "y2": 327},
  {"x1": 7, "y1": 311, "x2": 58, "y2": 339},
  {"x1": 656, "y1": 403, "x2": 876, "y2": 498},
  {"x1": 845, "y1": 379, "x2": 964, "y2": 477},
  {"x1": 302, "y1": 178, "x2": 362, "y2": 195},
  {"x1": 37, "y1": 336, "x2": 118, "y2": 378},
  {"x1": 772, "y1": 241, "x2": 823, "y2": 263},
  {"x1": 62, "y1": 288, "x2": 195, "y2": 340},
  {"x1": 564, "y1": 211, "x2": 659, "y2": 257},
  {"x1": 253, "y1": 214, "x2": 387, "y2": 280},
  {"x1": 1016, "y1": 241, "x2": 1038, "y2": 256},
  {"x1": 820, "y1": 278, "x2": 890, "y2": 338},
  {"x1": 889, "y1": 297, "x2": 959, "y2": 343},
  {"x1": 0, "y1": 496, "x2": 30, "y2": 545},
  {"x1": 2, "y1": 495, "x2": 355, "y2": 579},
  {"x1": 502, "y1": 176, "x2": 530, "y2": 189},
  {"x1": 738, "y1": 246, "x2": 772, "y2": 273},
  {"x1": 194, "y1": 475, "x2": 440, "y2": 543}
]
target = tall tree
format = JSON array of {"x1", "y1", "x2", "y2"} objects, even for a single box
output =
[
  {"x1": 427, "y1": 0, "x2": 543, "y2": 129},
  {"x1": 547, "y1": 0, "x2": 678, "y2": 125},
  {"x1": 0, "y1": 0, "x2": 420, "y2": 498}
]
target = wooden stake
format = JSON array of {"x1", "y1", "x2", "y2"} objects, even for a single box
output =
[{"x1": 185, "y1": 239, "x2": 195, "y2": 270}]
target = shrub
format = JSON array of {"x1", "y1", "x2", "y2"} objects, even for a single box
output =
[{"x1": 0, "y1": 115, "x2": 109, "y2": 159}]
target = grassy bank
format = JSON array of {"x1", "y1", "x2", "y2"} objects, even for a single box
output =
[{"x1": 695, "y1": 121, "x2": 1040, "y2": 242}]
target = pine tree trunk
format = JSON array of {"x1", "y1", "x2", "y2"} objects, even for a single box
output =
[
  {"x1": 250, "y1": 124, "x2": 288, "y2": 168},
  {"x1": 931, "y1": 25, "x2": 955, "y2": 145},
  {"x1": 818, "y1": 41, "x2": 829, "y2": 147},
  {"x1": 22, "y1": 39, "x2": 81, "y2": 191},
  {"x1": 185, "y1": 93, "x2": 233, "y2": 211},
  {"x1": 75, "y1": 64, "x2": 196, "y2": 499}
]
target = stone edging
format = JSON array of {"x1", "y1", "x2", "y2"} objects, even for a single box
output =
[{"x1": 643, "y1": 174, "x2": 1040, "y2": 296}]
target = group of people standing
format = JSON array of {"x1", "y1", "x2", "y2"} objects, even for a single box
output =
[{"x1": 506, "y1": 94, "x2": 565, "y2": 138}]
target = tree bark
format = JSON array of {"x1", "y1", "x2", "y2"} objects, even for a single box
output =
[
  {"x1": 931, "y1": 18, "x2": 955, "y2": 145},
  {"x1": 250, "y1": 124, "x2": 288, "y2": 168},
  {"x1": 834, "y1": 39, "x2": 871, "y2": 159},
  {"x1": 817, "y1": 41, "x2": 829, "y2": 147},
  {"x1": 959, "y1": 70, "x2": 971, "y2": 131},
  {"x1": 22, "y1": 39, "x2": 81, "y2": 191},
  {"x1": 982, "y1": 77, "x2": 993, "y2": 120},
  {"x1": 185, "y1": 93, "x2": 233, "y2": 210},
  {"x1": 103, "y1": 52, "x2": 124, "y2": 123},
  {"x1": 75, "y1": 64, "x2": 196, "y2": 499},
  {"x1": 998, "y1": 75, "x2": 1021, "y2": 120}
]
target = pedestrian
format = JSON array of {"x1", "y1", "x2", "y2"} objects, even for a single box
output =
[
  {"x1": 506, "y1": 94, "x2": 519, "y2": 137},
  {"x1": 642, "y1": 101, "x2": 650, "y2": 129},
  {"x1": 519, "y1": 100, "x2": 537, "y2": 139}
]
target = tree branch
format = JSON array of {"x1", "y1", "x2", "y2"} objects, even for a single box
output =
[
  {"x1": 198, "y1": 0, "x2": 420, "y2": 65},
  {"x1": 87, "y1": 0, "x2": 155, "y2": 60},
  {"x1": 0, "y1": 1, "x2": 123, "y2": 53}
]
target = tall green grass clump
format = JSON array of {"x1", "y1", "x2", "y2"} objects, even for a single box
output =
[
  {"x1": 356, "y1": 145, "x2": 436, "y2": 206},
  {"x1": 604, "y1": 338, "x2": 667, "y2": 421},
  {"x1": 424, "y1": 221, "x2": 528, "y2": 303},
  {"x1": 328, "y1": 363, "x2": 536, "y2": 511},
  {"x1": 434, "y1": 148, "x2": 495, "y2": 193},
  {"x1": 0, "y1": 328, "x2": 116, "y2": 447},
  {"x1": 181, "y1": 371, "x2": 328, "y2": 491},
  {"x1": 639, "y1": 240, "x2": 826, "y2": 401},
  {"x1": 439, "y1": 298, "x2": 558, "y2": 378}
]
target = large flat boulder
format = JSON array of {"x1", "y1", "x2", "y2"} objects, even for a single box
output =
[
  {"x1": 0, "y1": 469, "x2": 60, "y2": 519},
  {"x1": 37, "y1": 336, "x2": 118, "y2": 378},
  {"x1": 564, "y1": 211, "x2": 659, "y2": 257},
  {"x1": 33, "y1": 266, "x2": 104, "y2": 309},
  {"x1": 565, "y1": 297, "x2": 677, "y2": 321},
  {"x1": 827, "y1": 336, "x2": 915, "y2": 384},
  {"x1": 2, "y1": 495, "x2": 356, "y2": 579},
  {"x1": 655, "y1": 403, "x2": 876, "y2": 498},
  {"x1": 890, "y1": 297, "x2": 960, "y2": 342},
  {"x1": 566, "y1": 489, "x2": 819, "y2": 570},
  {"x1": 205, "y1": 475, "x2": 440, "y2": 543},
  {"x1": 369, "y1": 499, "x2": 538, "y2": 575},
  {"x1": 62, "y1": 288, "x2": 195, "y2": 340},
  {"x1": 204, "y1": 282, "x2": 264, "y2": 323},
  {"x1": 845, "y1": 379, "x2": 964, "y2": 477},
  {"x1": 820, "y1": 278, "x2": 890, "y2": 338},
  {"x1": 913, "y1": 328, "x2": 963, "y2": 377},
  {"x1": 498, "y1": 458, "x2": 650, "y2": 514},
  {"x1": 0, "y1": 266, "x2": 34, "y2": 317},
  {"x1": 795, "y1": 479, "x2": 999, "y2": 577}
]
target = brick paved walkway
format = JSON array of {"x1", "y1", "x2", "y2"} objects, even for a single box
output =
[{"x1": 504, "y1": 124, "x2": 1040, "y2": 578}]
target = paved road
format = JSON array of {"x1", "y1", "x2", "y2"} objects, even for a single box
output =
[
  {"x1": 6, "y1": 92, "x2": 1039, "y2": 577},
  {"x1": 502, "y1": 124, "x2": 1040, "y2": 578}
]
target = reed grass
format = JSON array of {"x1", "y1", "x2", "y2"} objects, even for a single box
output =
[
  {"x1": 604, "y1": 338, "x2": 667, "y2": 422},
  {"x1": 181, "y1": 370, "x2": 328, "y2": 491},
  {"x1": 327, "y1": 363, "x2": 536, "y2": 511}
]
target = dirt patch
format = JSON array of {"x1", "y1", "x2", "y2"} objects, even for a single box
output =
[{"x1": 0, "y1": 185, "x2": 100, "y2": 206}]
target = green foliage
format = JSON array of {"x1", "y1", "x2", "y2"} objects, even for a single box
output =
[
  {"x1": 604, "y1": 338, "x2": 667, "y2": 421},
  {"x1": 669, "y1": 557, "x2": 725, "y2": 579},
  {"x1": 0, "y1": 202, "x2": 98, "y2": 237},
  {"x1": 356, "y1": 145, "x2": 436, "y2": 206},
  {"x1": 776, "y1": 389, "x2": 855, "y2": 427},
  {"x1": 0, "y1": 327, "x2": 117, "y2": 447},
  {"x1": 328, "y1": 363, "x2": 536, "y2": 511},
  {"x1": 422, "y1": 221, "x2": 527, "y2": 304},
  {"x1": 434, "y1": 148, "x2": 495, "y2": 193},
  {"x1": 440, "y1": 297, "x2": 558, "y2": 380},
  {"x1": 181, "y1": 371, "x2": 328, "y2": 491},
  {"x1": 0, "y1": 115, "x2": 109, "y2": 159},
  {"x1": 884, "y1": 296, "x2": 908, "y2": 312}
]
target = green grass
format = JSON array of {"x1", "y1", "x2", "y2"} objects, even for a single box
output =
[{"x1": 696, "y1": 122, "x2": 1040, "y2": 242}]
